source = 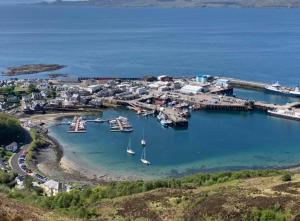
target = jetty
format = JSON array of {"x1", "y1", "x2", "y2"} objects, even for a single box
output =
[
  {"x1": 68, "y1": 117, "x2": 86, "y2": 133},
  {"x1": 109, "y1": 116, "x2": 133, "y2": 132}
]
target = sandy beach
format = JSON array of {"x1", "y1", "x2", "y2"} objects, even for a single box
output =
[{"x1": 26, "y1": 111, "x2": 133, "y2": 184}]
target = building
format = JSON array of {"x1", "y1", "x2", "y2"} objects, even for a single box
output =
[
  {"x1": 41, "y1": 179, "x2": 66, "y2": 196},
  {"x1": 158, "y1": 75, "x2": 173, "y2": 82},
  {"x1": 85, "y1": 85, "x2": 101, "y2": 93},
  {"x1": 179, "y1": 85, "x2": 203, "y2": 95},
  {"x1": 5, "y1": 142, "x2": 18, "y2": 152},
  {"x1": 216, "y1": 79, "x2": 230, "y2": 88}
]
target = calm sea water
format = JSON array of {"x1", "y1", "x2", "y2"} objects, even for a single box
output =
[
  {"x1": 0, "y1": 6, "x2": 300, "y2": 85},
  {"x1": 2, "y1": 5, "x2": 300, "y2": 178},
  {"x1": 49, "y1": 108, "x2": 300, "y2": 179}
]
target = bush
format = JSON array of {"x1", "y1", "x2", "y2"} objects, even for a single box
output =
[
  {"x1": 244, "y1": 208, "x2": 288, "y2": 221},
  {"x1": 281, "y1": 174, "x2": 292, "y2": 182}
]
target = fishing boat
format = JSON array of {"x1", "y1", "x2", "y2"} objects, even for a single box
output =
[
  {"x1": 140, "y1": 147, "x2": 150, "y2": 165},
  {"x1": 126, "y1": 138, "x2": 135, "y2": 155}
]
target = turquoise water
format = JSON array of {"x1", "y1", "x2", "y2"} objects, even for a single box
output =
[
  {"x1": 0, "y1": 6, "x2": 300, "y2": 85},
  {"x1": 49, "y1": 108, "x2": 300, "y2": 179}
]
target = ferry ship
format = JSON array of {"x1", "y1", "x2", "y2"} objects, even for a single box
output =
[
  {"x1": 267, "y1": 108, "x2": 300, "y2": 121},
  {"x1": 265, "y1": 82, "x2": 300, "y2": 97},
  {"x1": 265, "y1": 82, "x2": 289, "y2": 95},
  {"x1": 289, "y1": 87, "x2": 300, "y2": 97}
]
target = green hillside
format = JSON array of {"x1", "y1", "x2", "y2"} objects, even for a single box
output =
[{"x1": 0, "y1": 113, "x2": 26, "y2": 146}]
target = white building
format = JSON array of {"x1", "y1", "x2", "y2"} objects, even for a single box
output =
[
  {"x1": 85, "y1": 85, "x2": 101, "y2": 93},
  {"x1": 5, "y1": 142, "x2": 18, "y2": 152},
  {"x1": 180, "y1": 85, "x2": 203, "y2": 95},
  {"x1": 41, "y1": 179, "x2": 66, "y2": 196}
]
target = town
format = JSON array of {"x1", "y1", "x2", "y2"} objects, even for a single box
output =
[{"x1": 1, "y1": 74, "x2": 300, "y2": 197}]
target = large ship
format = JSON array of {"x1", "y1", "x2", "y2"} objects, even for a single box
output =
[
  {"x1": 265, "y1": 82, "x2": 289, "y2": 95},
  {"x1": 265, "y1": 82, "x2": 300, "y2": 97},
  {"x1": 267, "y1": 108, "x2": 300, "y2": 121},
  {"x1": 288, "y1": 87, "x2": 300, "y2": 97}
]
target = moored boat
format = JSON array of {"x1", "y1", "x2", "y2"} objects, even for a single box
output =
[{"x1": 267, "y1": 108, "x2": 300, "y2": 121}]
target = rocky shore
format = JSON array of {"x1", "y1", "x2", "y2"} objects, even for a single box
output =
[{"x1": 2, "y1": 64, "x2": 66, "y2": 76}]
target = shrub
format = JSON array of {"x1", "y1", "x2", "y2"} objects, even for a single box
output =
[{"x1": 281, "y1": 174, "x2": 292, "y2": 182}]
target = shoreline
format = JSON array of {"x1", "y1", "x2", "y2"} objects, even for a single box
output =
[
  {"x1": 26, "y1": 111, "x2": 300, "y2": 184},
  {"x1": 29, "y1": 111, "x2": 136, "y2": 184}
]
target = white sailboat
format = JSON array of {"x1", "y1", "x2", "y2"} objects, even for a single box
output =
[
  {"x1": 140, "y1": 147, "x2": 150, "y2": 165},
  {"x1": 141, "y1": 129, "x2": 146, "y2": 146},
  {"x1": 126, "y1": 138, "x2": 135, "y2": 155}
]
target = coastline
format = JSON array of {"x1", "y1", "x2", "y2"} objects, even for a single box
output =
[
  {"x1": 29, "y1": 111, "x2": 134, "y2": 184},
  {"x1": 26, "y1": 111, "x2": 300, "y2": 184}
]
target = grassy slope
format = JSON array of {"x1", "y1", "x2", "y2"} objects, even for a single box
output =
[
  {"x1": 4, "y1": 173, "x2": 300, "y2": 221},
  {"x1": 94, "y1": 174, "x2": 300, "y2": 221},
  {"x1": 0, "y1": 193, "x2": 74, "y2": 221}
]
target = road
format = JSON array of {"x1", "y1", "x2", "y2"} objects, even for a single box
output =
[{"x1": 10, "y1": 144, "x2": 29, "y2": 176}]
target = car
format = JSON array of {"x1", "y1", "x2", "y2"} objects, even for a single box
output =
[{"x1": 18, "y1": 159, "x2": 25, "y2": 164}]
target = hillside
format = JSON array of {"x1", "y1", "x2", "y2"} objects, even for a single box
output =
[
  {"x1": 0, "y1": 113, "x2": 26, "y2": 146},
  {"x1": 40, "y1": 0, "x2": 300, "y2": 8},
  {"x1": 2, "y1": 170, "x2": 300, "y2": 221},
  {"x1": 0, "y1": 193, "x2": 74, "y2": 221}
]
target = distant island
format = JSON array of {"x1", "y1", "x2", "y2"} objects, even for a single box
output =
[
  {"x1": 2, "y1": 64, "x2": 66, "y2": 76},
  {"x1": 38, "y1": 0, "x2": 300, "y2": 8}
]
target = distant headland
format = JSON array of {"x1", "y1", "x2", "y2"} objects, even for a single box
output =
[
  {"x1": 2, "y1": 64, "x2": 66, "y2": 76},
  {"x1": 37, "y1": 0, "x2": 300, "y2": 8}
]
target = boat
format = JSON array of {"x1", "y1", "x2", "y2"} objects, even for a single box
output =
[
  {"x1": 126, "y1": 138, "x2": 135, "y2": 155},
  {"x1": 289, "y1": 87, "x2": 300, "y2": 97},
  {"x1": 265, "y1": 82, "x2": 289, "y2": 95},
  {"x1": 160, "y1": 119, "x2": 169, "y2": 127},
  {"x1": 157, "y1": 112, "x2": 164, "y2": 121},
  {"x1": 140, "y1": 147, "x2": 150, "y2": 165},
  {"x1": 267, "y1": 108, "x2": 300, "y2": 121},
  {"x1": 141, "y1": 130, "x2": 146, "y2": 146}
]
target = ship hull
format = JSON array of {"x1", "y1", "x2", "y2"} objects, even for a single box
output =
[{"x1": 268, "y1": 111, "x2": 300, "y2": 121}]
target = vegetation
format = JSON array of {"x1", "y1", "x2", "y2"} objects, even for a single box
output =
[
  {"x1": 0, "y1": 146, "x2": 13, "y2": 161},
  {"x1": 26, "y1": 129, "x2": 47, "y2": 162},
  {"x1": 244, "y1": 208, "x2": 289, "y2": 221},
  {"x1": 0, "y1": 113, "x2": 26, "y2": 146},
  {"x1": 0, "y1": 170, "x2": 17, "y2": 185},
  {"x1": 0, "y1": 168, "x2": 299, "y2": 220},
  {"x1": 0, "y1": 169, "x2": 286, "y2": 219},
  {"x1": 282, "y1": 173, "x2": 292, "y2": 182}
]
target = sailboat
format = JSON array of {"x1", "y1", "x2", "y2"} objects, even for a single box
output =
[
  {"x1": 126, "y1": 138, "x2": 135, "y2": 155},
  {"x1": 141, "y1": 129, "x2": 146, "y2": 147},
  {"x1": 140, "y1": 147, "x2": 150, "y2": 165}
]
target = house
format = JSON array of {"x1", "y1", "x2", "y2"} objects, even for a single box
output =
[
  {"x1": 5, "y1": 142, "x2": 18, "y2": 152},
  {"x1": 6, "y1": 95, "x2": 20, "y2": 103},
  {"x1": 15, "y1": 175, "x2": 25, "y2": 189},
  {"x1": 85, "y1": 85, "x2": 101, "y2": 94},
  {"x1": 0, "y1": 95, "x2": 4, "y2": 102},
  {"x1": 41, "y1": 179, "x2": 66, "y2": 196},
  {"x1": 31, "y1": 92, "x2": 44, "y2": 100}
]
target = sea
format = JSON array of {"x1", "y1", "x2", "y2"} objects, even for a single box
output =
[{"x1": 1, "y1": 5, "x2": 300, "y2": 178}]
